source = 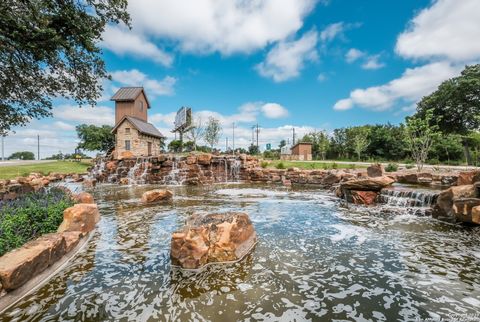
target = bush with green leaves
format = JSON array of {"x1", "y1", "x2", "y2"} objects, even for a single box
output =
[
  {"x1": 260, "y1": 161, "x2": 269, "y2": 168},
  {"x1": 385, "y1": 163, "x2": 399, "y2": 172},
  {"x1": 0, "y1": 188, "x2": 74, "y2": 256},
  {"x1": 276, "y1": 162, "x2": 286, "y2": 169}
]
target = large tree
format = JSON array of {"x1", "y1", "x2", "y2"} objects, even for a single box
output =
[
  {"x1": 186, "y1": 116, "x2": 205, "y2": 152},
  {"x1": 76, "y1": 124, "x2": 114, "y2": 152},
  {"x1": 8, "y1": 151, "x2": 35, "y2": 160},
  {"x1": 204, "y1": 117, "x2": 221, "y2": 149},
  {"x1": 0, "y1": 0, "x2": 130, "y2": 133}
]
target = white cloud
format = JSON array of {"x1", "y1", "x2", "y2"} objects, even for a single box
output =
[
  {"x1": 361, "y1": 55, "x2": 385, "y2": 70},
  {"x1": 320, "y1": 22, "x2": 345, "y2": 42},
  {"x1": 345, "y1": 48, "x2": 365, "y2": 63},
  {"x1": 261, "y1": 103, "x2": 289, "y2": 119},
  {"x1": 256, "y1": 30, "x2": 318, "y2": 82},
  {"x1": 125, "y1": 0, "x2": 316, "y2": 55},
  {"x1": 396, "y1": 0, "x2": 480, "y2": 62},
  {"x1": 53, "y1": 121, "x2": 76, "y2": 131},
  {"x1": 110, "y1": 69, "x2": 177, "y2": 96},
  {"x1": 54, "y1": 105, "x2": 115, "y2": 126},
  {"x1": 334, "y1": 61, "x2": 461, "y2": 111},
  {"x1": 317, "y1": 73, "x2": 328, "y2": 82},
  {"x1": 102, "y1": 26, "x2": 173, "y2": 66}
]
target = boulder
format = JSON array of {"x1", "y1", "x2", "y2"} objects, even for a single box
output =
[
  {"x1": 82, "y1": 178, "x2": 96, "y2": 188},
  {"x1": 171, "y1": 212, "x2": 257, "y2": 269},
  {"x1": 58, "y1": 203, "x2": 100, "y2": 233},
  {"x1": 432, "y1": 185, "x2": 475, "y2": 219},
  {"x1": 141, "y1": 189, "x2": 173, "y2": 203},
  {"x1": 0, "y1": 233, "x2": 66, "y2": 290},
  {"x1": 340, "y1": 176, "x2": 395, "y2": 192},
  {"x1": 452, "y1": 198, "x2": 480, "y2": 224},
  {"x1": 367, "y1": 164, "x2": 384, "y2": 177},
  {"x1": 322, "y1": 172, "x2": 343, "y2": 185},
  {"x1": 197, "y1": 154, "x2": 212, "y2": 165},
  {"x1": 396, "y1": 173, "x2": 418, "y2": 184},
  {"x1": 73, "y1": 192, "x2": 94, "y2": 204},
  {"x1": 471, "y1": 206, "x2": 480, "y2": 225},
  {"x1": 61, "y1": 231, "x2": 84, "y2": 252},
  {"x1": 186, "y1": 155, "x2": 197, "y2": 165},
  {"x1": 457, "y1": 170, "x2": 480, "y2": 186},
  {"x1": 106, "y1": 161, "x2": 117, "y2": 171},
  {"x1": 349, "y1": 190, "x2": 378, "y2": 205},
  {"x1": 119, "y1": 177, "x2": 130, "y2": 185}
]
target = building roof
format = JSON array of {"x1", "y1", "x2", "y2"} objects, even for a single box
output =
[
  {"x1": 292, "y1": 142, "x2": 313, "y2": 148},
  {"x1": 112, "y1": 116, "x2": 165, "y2": 139},
  {"x1": 110, "y1": 87, "x2": 151, "y2": 108}
]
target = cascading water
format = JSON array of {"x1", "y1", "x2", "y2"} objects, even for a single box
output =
[
  {"x1": 229, "y1": 159, "x2": 242, "y2": 182},
  {"x1": 127, "y1": 158, "x2": 150, "y2": 184},
  {"x1": 90, "y1": 159, "x2": 106, "y2": 179},
  {"x1": 377, "y1": 188, "x2": 438, "y2": 216},
  {"x1": 163, "y1": 156, "x2": 184, "y2": 185}
]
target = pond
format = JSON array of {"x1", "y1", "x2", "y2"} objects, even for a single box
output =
[{"x1": 2, "y1": 183, "x2": 480, "y2": 321}]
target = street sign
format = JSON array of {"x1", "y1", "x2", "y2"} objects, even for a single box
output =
[
  {"x1": 173, "y1": 106, "x2": 192, "y2": 132},
  {"x1": 266, "y1": 143, "x2": 271, "y2": 150}
]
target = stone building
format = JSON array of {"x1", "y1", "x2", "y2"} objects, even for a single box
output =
[
  {"x1": 111, "y1": 87, "x2": 165, "y2": 159},
  {"x1": 281, "y1": 142, "x2": 312, "y2": 161}
]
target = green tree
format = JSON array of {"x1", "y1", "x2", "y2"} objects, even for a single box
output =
[
  {"x1": 76, "y1": 124, "x2": 114, "y2": 152},
  {"x1": 0, "y1": 0, "x2": 130, "y2": 133},
  {"x1": 248, "y1": 144, "x2": 260, "y2": 155},
  {"x1": 168, "y1": 140, "x2": 183, "y2": 153},
  {"x1": 279, "y1": 139, "x2": 287, "y2": 149},
  {"x1": 204, "y1": 117, "x2": 221, "y2": 149},
  {"x1": 351, "y1": 127, "x2": 370, "y2": 160},
  {"x1": 416, "y1": 64, "x2": 480, "y2": 163},
  {"x1": 405, "y1": 110, "x2": 440, "y2": 171},
  {"x1": 8, "y1": 151, "x2": 35, "y2": 160},
  {"x1": 186, "y1": 116, "x2": 204, "y2": 152}
]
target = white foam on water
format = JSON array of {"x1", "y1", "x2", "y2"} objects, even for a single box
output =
[
  {"x1": 214, "y1": 188, "x2": 288, "y2": 197},
  {"x1": 462, "y1": 297, "x2": 480, "y2": 306},
  {"x1": 330, "y1": 224, "x2": 368, "y2": 245}
]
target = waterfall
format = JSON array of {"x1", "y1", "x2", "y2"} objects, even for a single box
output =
[
  {"x1": 377, "y1": 188, "x2": 438, "y2": 216},
  {"x1": 229, "y1": 159, "x2": 242, "y2": 182},
  {"x1": 163, "y1": 156, "x2": 184, "y2": 185},
  {"x1": 91, "y1": 158, "x2": 106, "y2": 179},
  {"x1": 127, "y1": 158, "x2": 150, "y2": 184}
]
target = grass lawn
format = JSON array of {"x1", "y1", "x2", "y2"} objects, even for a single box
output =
[
  {"x1": 265, "y1": 160, "x2": 367, "y2": 170},
  {"x1": 0, "y1": 161, "x2": 92, "y2": 180}
]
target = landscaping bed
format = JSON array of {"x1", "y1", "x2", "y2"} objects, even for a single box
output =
[{"x1": 0, "y1": 188, "x2": 74, "y2": 257}]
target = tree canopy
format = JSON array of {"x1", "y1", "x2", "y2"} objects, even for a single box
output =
[
  {"x1": 8, "y1": 151, "x2": 35, "y2": 160},
  {"x1": 0, "y1": 0, "x2": 130, "y2": 133},
  {"x1": 76, "y1": 124, "x2": 114, "y2": 152},
  {"x1": 416, "y1": 64, "x2": 480, "y2": 135}
]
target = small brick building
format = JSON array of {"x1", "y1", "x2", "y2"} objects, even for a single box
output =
[
  {"x1": 288, "y1": 142, "x2": 312, "y2": 161},
  {"x1": 111, "y1": 87, "x2": 165, "y2": 159}
]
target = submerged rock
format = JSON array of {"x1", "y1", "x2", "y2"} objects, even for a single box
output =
[
  {"x1": 73, "y1": 192, "x2": 94, "y2": 204},
  {"x1": 171, "y1": 212, "x2": 257, "y2": 269},
  {"x1": 141, "y1": 189, "x2": 173, "y2": 203}
]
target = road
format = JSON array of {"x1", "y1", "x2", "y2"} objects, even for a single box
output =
[{"x1": 0, "y1": 160, "x2": 53, "y2": 167}]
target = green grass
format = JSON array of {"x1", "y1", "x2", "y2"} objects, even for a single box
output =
[
  {"x1": 0, "y1": 161, "x2": 92, "y2": 180},
  {"x1": 266, "y1": 160, "x2": 367, "y2": 170}
]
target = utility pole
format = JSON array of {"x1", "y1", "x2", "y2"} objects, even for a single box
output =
[
  {"x1": 256, "y1": 123, "x2": 260, "y2": 150},
  {"x1": 37, "y1": 135, "x2": 40, "y2": 160},
  {"x1": 232, "y1": 122, "x2": 235, "y2": 153},
  {"x1": 1, "y1": 135, "x2": 4, "y2": 161},
  {"x1": 292, "y1": 127, "x2": 296, "y2": 145},
  {"x1": 226, "y1": 137, "x2": 228, "y2": 152},
  {"x1": 251, "y1": 126, "x2": 255, "y2": 145}
]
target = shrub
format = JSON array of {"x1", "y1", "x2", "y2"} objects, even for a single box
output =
[
  {"x1": 349, "y1": 164, "x2": 356, "y2": 169},
  {"x1": 321, "y1": 163, "x2": 329, "y2": 170},
  {"x1": 276, "y1": 162, "x2": 286, "y2": 169},
  {"x1": 0, "y1": 188, "x2": 73, "y2": 256},
  {"x1": 385, "y1": 163, "x2": 398, "y2": 172},
  {"x1": 405, "y1": 163, "x2": 414, "y2": 169},
  {"x1": 331, "y1": 162, "x2": 338, "y2": 169},
  {"x1": 260, "y1": 161, "x2": 269, "y2": 168}
]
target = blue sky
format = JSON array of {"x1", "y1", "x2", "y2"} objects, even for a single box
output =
[{"x1": 4, "y1": 0, "x2": 480, "y2": 158}]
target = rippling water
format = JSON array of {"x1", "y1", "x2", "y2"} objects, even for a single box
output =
[{"x1": 2, "y1": 183, "x2": 480, "y2": 321}]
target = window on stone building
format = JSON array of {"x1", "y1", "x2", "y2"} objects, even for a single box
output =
[
  {"x1": 139, "y1": 101, "x2": 143, "y2": 112},
  {"x1": 125, "y1": 128, "x2": 130, "y2": 134},
  {"x1": 125, "y1": 140, "x2": 131, "y2": 151}
]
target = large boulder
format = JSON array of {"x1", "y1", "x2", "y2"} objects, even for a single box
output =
[
  {"x1": 432, "y1": 185, "x2": 475, "y2": 219},
  {"x1": 197, "y1": 154, "x2": 212, "y2": 165},
  {"x1": 58, "y1": 203, "x2": 100, "y2": 233},
  {"x1": 471, "y1": 206, "x2": 480, "y2": 225},
  {"x1": 349, "y1": 190, "x2": 378, "y2": 205},
  {"x1": 73, "y1": 192, "x2": 94, "y2": 204},
  {"x1": 457, "y1": 170, "x2": 480, "y2": 185},
  {"x1": 340, "y1": 176, "x2": 395, "y2": 192},
  {"x1": 141, "y1": 189, "x2": 173, "y2": 203},
  {"x1": 171, "y1": 212, "x2": 257, "y2": 269},
  {"x1": 0, "y1": 233, "x2": 66, "y2": 290},
  {"x1": 367, "y1": 164, "x2": 384, "y2": 178},
  {"x1": 452, "y1": 198, "x2": 480, "y2": 224}
]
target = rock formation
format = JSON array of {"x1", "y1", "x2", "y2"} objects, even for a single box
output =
[
  {"x1": 58, "y1": 203, "x2": 100, "y2": 233},
  {"x1": 171, "y1": 212, "x2": 257, "y2": 269},
  {"x1": 141, "y1": 189, "x2": 173, "y2": 203}
]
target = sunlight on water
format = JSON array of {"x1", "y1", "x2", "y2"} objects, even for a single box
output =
[{"x1": 2, "y1": 183, "x2": 480, "y2": 321}]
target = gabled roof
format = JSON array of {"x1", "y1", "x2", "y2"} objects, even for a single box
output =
[
  {"x1": 111, "y1": 87, "x2": 151, "y2": 108},
  {"x1": 112, "y1": 116, "x2": 165, "y2": 139}
]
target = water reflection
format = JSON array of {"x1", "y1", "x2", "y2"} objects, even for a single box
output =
[{"x1": 1, "y1": 184, "x2": 480, "y2": 321}]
